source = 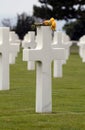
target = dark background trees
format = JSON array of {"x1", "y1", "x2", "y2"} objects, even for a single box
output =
[
  {"x1": 2, "y1": 18, "x2": 13, "y2": 30},
  {"x1": 33, "y1": 0, "x2": 85, "y2": 20},
  {"x1": 2, "y1": 13, "x2": 36, "y2": 40},
  {"x1": 63, "y1": 20, "x2": 85, "y2": 40},
  {"x1": 2, "y1": 0, "x2": 85, "y2": 40},
  {"x1": 14, "y1": 13, "x2": 35, "y2": 39},
  {"x1": 33, "y1": 0, "x2": 85, "y2": 40}
]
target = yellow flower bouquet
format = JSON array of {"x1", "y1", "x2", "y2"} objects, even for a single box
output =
[{"x1": 34, "y1": 17, "x2": 56, "y2": 31}]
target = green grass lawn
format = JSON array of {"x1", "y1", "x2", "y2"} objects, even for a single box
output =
[{"x1": 0, "y1": 45, "x2": 85, "y2": 130}]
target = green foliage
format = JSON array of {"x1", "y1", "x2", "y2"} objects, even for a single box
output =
[
  {"x1": 0, "y1": 47, "x2": 85, "y2": 129},
  {"x1": 1, "y1": 13, "x2": 36, "y2": 40},
  {"x1": 14, "y1": 13, "x2": 35, "y2": 40},
  {"x1": 33, "y1": 0, "x2": 85, "y2": 40},
  {"x1": 63, "y1": 20, "x2": 85, "y2": 40},
  {"x1": 33, "y1": 5, "x2": 52, "y2": 19},
  {"x1": 33, "y1": 0, "x2": 85, "y2": 20}
]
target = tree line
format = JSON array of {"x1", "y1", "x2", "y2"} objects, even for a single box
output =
[{"x1": 2, "y1": 0, "x2": 85, "y2": 40}]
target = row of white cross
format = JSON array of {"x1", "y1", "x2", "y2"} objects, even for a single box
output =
[
  {"x1": 0, "y1": 28, "x2": 20, "y2": 90},
  {"x1": 1, "y1": 26, "x2": 85, "y2": 113},
  {"x1": 22, "y1": 26, "x2": 72, "y2": 113},
  {"x1": 77, "y1": 36, "x2": 85, "y2": 62},
  {"x1": 22, "y1": 28, "x2": 72, "y2": 74}
]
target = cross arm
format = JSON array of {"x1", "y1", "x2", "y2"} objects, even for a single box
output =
[
  {"x1": 52, "y1": 48, "x2": 65, "y2": 60},
  {"x1": 23, "y1": 48, "x2": 42, "y2": 62}
]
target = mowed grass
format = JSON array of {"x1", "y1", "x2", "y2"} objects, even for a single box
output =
[{"x1": 0, "y1": 45, "x2": 85, "y2": 130}]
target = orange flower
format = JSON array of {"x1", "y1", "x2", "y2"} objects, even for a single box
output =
[
  {"x1": 43, "y1": 17, "x2": 56, "y2": 31},
  {"x1": 50, "y1": 17, "x2": 55, "y2": 23},
  {"x1": 51, "y1": 20, "x2": 56, "y2": 31}
]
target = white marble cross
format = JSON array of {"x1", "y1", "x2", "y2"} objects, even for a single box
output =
[
  {"x1": 62, "y1": 33, "x2": 72, "y2": 61},
  {"x1": 0, "y1": 27, "x2": 9, "y2": 90},
  {"x1": 52, "y1": 31, "x2": 72, "y2": 77},
  {"x1": 52, "y1": 31, "x2": 66, "y2": 78},
  {"x1": 77, "y1": 35, "x2": 85, "y2": 62},
  {"x1": 9, "y1": 31, "x2": 21, "y2": 46},
  {"x1": 0, "y1": 27, "x2": 19, "y2": 90},
  {"x1": 22, "y1": 31, "x2": 36, "y2": 70},
  {"x1": 9, "y1": 31, "x2": 20, "y2": 64},
  {"x1": 23, "y1": 26, "x2": 65, "y2": 113},
  {"x1": 22, "y1": 31, "x2": 36, "y2": 48}
]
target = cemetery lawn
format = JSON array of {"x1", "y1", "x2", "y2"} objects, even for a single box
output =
[{"x1": 0, "y1": 45, "x2": 85, "y2": 130}]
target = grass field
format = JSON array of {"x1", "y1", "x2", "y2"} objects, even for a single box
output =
[{"x1": 0, "y1": 45, "x2": 85, "y2": 130}]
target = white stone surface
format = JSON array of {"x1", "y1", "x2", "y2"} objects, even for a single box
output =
[
  {"x1": 9, "y1": 31, "x2": 21, "y2": 46},
  {"x1": 23, "y1": 26, "x2": 65, "y2": 113},
  {"x1": 9, "y1": 44, "x2": 20, "y2": 64},
  {"x1": 9, "y1": 31, "x2": 20, "y2": 64},
  {"x1": 22, "y1": 31, "x2": 36, "y2": 48},
  {"x1": 0, "y1": 27, "x2": 10, "y2": 90},
  {"x1": 62, "y1": 33, "x2": 72, "y2": 60},
  {"x1": 77, "y1": 35, "x2": 85, "y2": 62},
  {"x1": 52, "y1": 31, "x2": 71, "y2": 78},
  {"x1": 0, "y1": 27, "x2": 19, "y2": 90},
  {"x1": 22, "y1": 31, "x2": 36, "y2": 70}
]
